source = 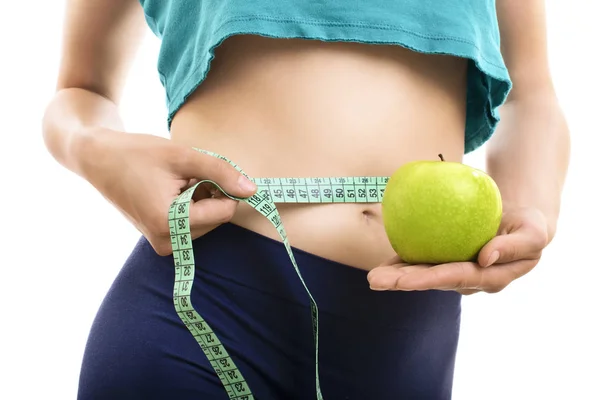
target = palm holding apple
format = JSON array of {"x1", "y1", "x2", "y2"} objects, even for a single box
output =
[{"x1": 368, "y1": 155, "x2": 549, "y2": 295}]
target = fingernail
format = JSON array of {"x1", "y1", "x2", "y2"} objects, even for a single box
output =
[
  {"x1": 484, "y1": 251, "x2": 500, "y2": 267},
  {"x1": 238, "y1": 175, "x2": 256, "y2": 192},
  {"x1": 367, "y1": 274, "x2": 385, "y2": 291}
]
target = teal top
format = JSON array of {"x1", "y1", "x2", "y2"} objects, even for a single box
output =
[{"x1": 138, "y1": 0, "x2": 512, "y2": 154}]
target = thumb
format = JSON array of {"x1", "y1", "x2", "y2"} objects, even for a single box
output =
[
  {"x1": 174, "y1": 148, "x2": 257, "y2": 198},
  {"x1": 477, "y1": 226, "x2": 544, "y2": 267}
]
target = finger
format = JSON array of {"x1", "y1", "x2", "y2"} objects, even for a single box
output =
[
  {"x1": 367, "y1": 264, "x2": 429, "y2": 290},
  {"x1": 390, "y1": 262, "x2": 484, "y2": 291},
  {"x1": 172, "y1": 148, "x2": 257, "y2": 198},
  {"x1": 188, "y1": 197, "x2": 239, "y2": 232},
  {"x1": 477, "y1": 225, "x2": 547, "y2": 267},
  {"x1": 476, "y1": 259, "x2": 538, "y2": 293},
  {"x1": 395, "y1": 259, "x2": 537, "y2": 293},
  {"x1": 458, "y1": 289, "x2": 480, "y2": 295}
]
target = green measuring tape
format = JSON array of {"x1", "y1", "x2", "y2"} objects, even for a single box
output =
[{"x1": 169, "y1": 149, "x2": 389, "y2": 399}]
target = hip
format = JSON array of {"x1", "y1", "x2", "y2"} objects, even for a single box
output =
[{"x1": 78, "y1": 223, "x2": 461, "y2": 399}]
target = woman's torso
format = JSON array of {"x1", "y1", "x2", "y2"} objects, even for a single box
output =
[{"x1": 169, "y1": 35, "x2": 468, "y2": 270}]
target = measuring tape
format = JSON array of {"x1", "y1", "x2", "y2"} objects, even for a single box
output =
[{"x1": 169, "y1": 149, "x2": 389, "y2": 399}]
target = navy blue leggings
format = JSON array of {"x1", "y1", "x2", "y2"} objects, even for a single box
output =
[{"x1": 77, "y1": 223, "x2": 462, "y2": 399}]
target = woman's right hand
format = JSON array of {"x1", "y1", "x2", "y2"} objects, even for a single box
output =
[{"x1": 77, "y1": 127, "x2": 257, "y2": 256}]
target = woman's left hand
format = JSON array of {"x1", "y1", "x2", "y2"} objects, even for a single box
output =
[{"x1": 367, "y1": 205, "x2": 551, "y2": 295}]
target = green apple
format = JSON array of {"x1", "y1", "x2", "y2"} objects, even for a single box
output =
[{"x1": 382, "y1": 154, "x2": 502, "y2": 264}]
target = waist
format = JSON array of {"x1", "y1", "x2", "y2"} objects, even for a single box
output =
[{"x1": 169, "y1": 36, "x2": 468, "y2": 270}]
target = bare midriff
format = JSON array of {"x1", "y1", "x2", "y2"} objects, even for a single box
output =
[{"x1": 170, "y1": 35, "x2": 468, "y2": 271}]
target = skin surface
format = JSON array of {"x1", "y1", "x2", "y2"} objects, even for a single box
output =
[
  {"x1": 43, "y1": 0, "x2": 570, "y2": 293},
  {"x1": 170, "y1": 35, "x2": 468, "y2": 269}
]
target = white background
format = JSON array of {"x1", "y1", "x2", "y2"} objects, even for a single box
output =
[{"x1": 1, "y1": 1, "x2": 598, "y2": 399}]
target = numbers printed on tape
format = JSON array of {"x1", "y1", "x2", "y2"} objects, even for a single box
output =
[
  {"x1": 253, "y1": 177, "x2": 388, "y2": 204},
  {"x1": 169, "y1": 148, "x2": 388, "y2": 399}
]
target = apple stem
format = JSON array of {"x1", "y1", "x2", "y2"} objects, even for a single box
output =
[{"x1": 438, "y1": 154, "x2": 445, "y2": 162}]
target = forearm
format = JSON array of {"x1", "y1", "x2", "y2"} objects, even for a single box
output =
[
  {"x1": 486, "y1": 92, "x2": 571, "y2": 240},
  {"x1": 41, "y1": 88, "x2": 125, "y2": 178}
]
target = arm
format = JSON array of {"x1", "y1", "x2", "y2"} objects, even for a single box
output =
[
  {"x1": 42, "y1": 0, "x2": 147, "y2": 178},
  {"x1": 367, "y1": 2, "x2": 571, "y2": 294},
  {"x1": 42, "y1": 1, "x2": 256, "y2": 255},
  {"x1": 488, "y1": 0, "x2": 571, "y2": 242}
]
